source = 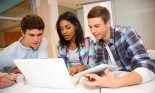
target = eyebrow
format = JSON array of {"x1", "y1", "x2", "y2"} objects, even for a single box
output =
[
  {"x1": 88, "y1": 24, "x2": 100, "y2": 27},
  {"x1": 28, "y1": 33, "x2": 43, "y2": 35}
]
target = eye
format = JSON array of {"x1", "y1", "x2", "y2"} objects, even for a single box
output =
[
  {"x1": 66, "y1": 26, "x2": 71, "y2": 29},
  {"x1": 29, "y1": 34, "x2": 34, "y2": 37},
  {"x1": 38, "y1": 33, "x2": 43, "y2": 36},
  {"x1": 94, "y1": 25, "x2": 100, "y2": 28},
  {"x1": 59, "y1": 27, "x2": 63, "y2": 31},
  {"x1": 88, "y1": 26, "x2": 92, "y2": 29}
]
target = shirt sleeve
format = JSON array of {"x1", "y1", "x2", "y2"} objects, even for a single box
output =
[
  {"x1": 125, "y1": 27, "x2": 155, "y2": 73},
  {"x1": 57, "y1": 43, "x2": 61, "y2": 58},
  {"x1": 0, "y1": 45, "x2": 16, "y2": 70},
  {"x1": 86, "y1": 37, "x2": 96, "y2": 68},
  {"x1": 134, "y1": 67, "x2": 155, "y2": 83}
]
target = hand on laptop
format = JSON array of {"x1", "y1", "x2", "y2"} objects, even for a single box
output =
[
  {"x1": 0, "y1": 73, "x2": 17, "y2": 89},
  {"x1": 68, "y1": 65, "x2": 88, "y2": 75}
]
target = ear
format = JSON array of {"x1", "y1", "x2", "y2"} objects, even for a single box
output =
[
  {"x1": 21, "y1": 30, "x2": 25, "y2": 36},
  {"x1": 106, "y1": 19, "x2": 111, "y2": 27}
]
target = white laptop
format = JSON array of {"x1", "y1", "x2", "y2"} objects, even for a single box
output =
[{"x1": 14, "y1": 58, "x2": 78, "y2": 89}]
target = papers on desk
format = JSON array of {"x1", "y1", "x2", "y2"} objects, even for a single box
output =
[{"x1": 0, "y1": 74, "x2": 26, "y2": 92}]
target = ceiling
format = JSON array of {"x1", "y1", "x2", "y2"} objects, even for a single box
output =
[
  {"x1": 0, "y1": 0, "x2": 24, "y2": 14},
  {"x1": 57, "y1": 0, "x2": 103, "y2": 9}
]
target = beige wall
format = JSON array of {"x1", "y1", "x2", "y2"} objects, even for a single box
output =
[
  {"x1": 36, "y1": 0, "x2": 59, "y2": 58},
  {"x1": 113, "y1": 0, "x2": 155, "y2": 49},
  {"x1": 58, "y1": 5, "x2": 76, "y2": 15},
  {"x1": 77, "y1": 8, "x2": 84, "y2": 30},
  {"x1": 83, "y1": 1, "x2": 113, "y2": 42}
]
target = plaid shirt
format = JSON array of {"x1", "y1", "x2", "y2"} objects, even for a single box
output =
[
  {"x1": 57, "y1": 37, "x2": 96, "y2": 68},
  {"x1": 96, "y1": 25, "x2": 155, "y2": 73}
]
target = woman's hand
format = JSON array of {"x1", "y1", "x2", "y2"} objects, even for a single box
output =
[{"x1": 68, "y1": 65, "x2": 88, "y2": 75}]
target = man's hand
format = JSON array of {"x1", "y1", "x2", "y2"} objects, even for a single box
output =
[
  {"x1": 11, "y1": 67, "x2": 21, "y2": 74},
  {"x1": 83, "y1": 69, "x2": 118, "y2": 88},
  {"x1": 83, "y1": 68, "x2": 143, "y2": 88},
  {"x1": 68, "y1": 65, "x2": 88, "y2": 75},
  {"x1": 0, "y1": 73, "x2": 17, "y2": 89}
]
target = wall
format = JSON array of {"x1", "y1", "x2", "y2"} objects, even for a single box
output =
[
  {"x1": 113, "y1": 0, "x2": 155, "y2": 49},
  {"x1": 77, "y1": 8, "x2": 84, "y2": 30},
  {"x1": 36, "y1": 0, "x2": 59, "y2": 58},
  {"x1": 0, "y1": 32, "x2": 5, "y2": 47},
  {"x1": 4, "y1": 31, "x2": 22, "y2": 46},
  {"x1": 0, "y1": 28, "x2": 22, "y2": 47},
  {"x1": 83, "y1": 1, "x2": 113, "y2": 42},
  {"x1": 58, "y1": 5, "x2": 77, "y2": 15}
]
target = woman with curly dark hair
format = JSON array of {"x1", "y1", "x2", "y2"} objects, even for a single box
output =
[{"x1": 56, "y1": 12, "x2": 96, "y2": 75}]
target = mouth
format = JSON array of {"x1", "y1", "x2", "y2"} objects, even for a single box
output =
[
  {"x1": 94, "y1": 33, "x2": 100, "y2": 38},
  {"x1": 63, "y1": 35, "x2": 70, "y2": 40},
  {"x1": 32, "y1": 42, "x2": 39, "y2": 46}
]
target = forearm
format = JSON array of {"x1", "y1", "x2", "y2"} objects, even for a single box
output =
[{"x1": 114, "y1": 71, "x2": 142, "y2": 88}]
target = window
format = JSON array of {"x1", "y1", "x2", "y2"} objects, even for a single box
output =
[{"x1": 0, "y1": 0, "x2": 35, "y2": 47}]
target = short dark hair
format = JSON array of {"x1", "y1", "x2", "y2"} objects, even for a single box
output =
[
  {"x1": 21, "y1": 14, "x2": 45, "y2": 34},
  {"x1": 56, "y1": 12, "x2": 84, "y2": 48},
  {"x1": 87, "y1": 6, "x2": 110, "y2": 24}
]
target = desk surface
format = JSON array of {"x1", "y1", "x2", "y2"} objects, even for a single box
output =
[
  {"x1": 101, "y1": 78, "x2": 155, "y2": 93},
  {"x1": 1, "y1": 78, "x2": 100, "y2": 93},
  {"x1": 1, "y1": 72, "x2": 155, "y2": 93}
]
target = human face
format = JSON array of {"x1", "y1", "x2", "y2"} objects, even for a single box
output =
[
  {"x1": 88, "y1": 17, "x2": 110, "y2": 41},
  {"x1": 59, "y1": 20, "x2": 76, "y2": 41},
  {"x1": 21, "y1": 29, "x2": 43, "y2": 49}
]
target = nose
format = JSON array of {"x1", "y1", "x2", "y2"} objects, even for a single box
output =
[
  {"x1": 61, "y1": 29, "x2": 67, "y2": 34},
  {"x1": 34, "y1": 36, "x2": 38, "y2": 42},
  {"x1": 90, "y1": 28, "x2": 96, "y2": 35}
]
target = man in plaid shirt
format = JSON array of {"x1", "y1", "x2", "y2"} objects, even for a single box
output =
[{"x1": 83, "y1": 6, "x2": 155, "y2": 88}]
